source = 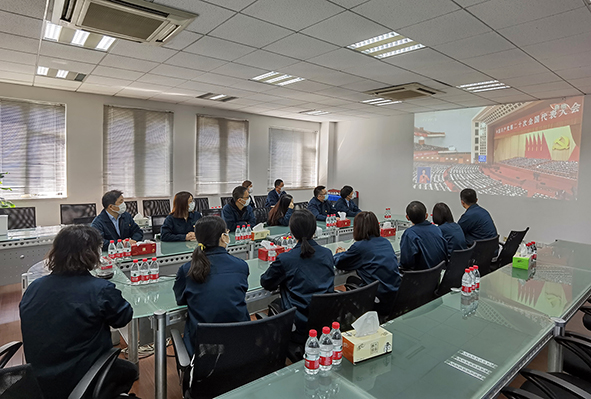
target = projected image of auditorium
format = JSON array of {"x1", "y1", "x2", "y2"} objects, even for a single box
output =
[{"x1": 413, "y1": 96, "x2": 584, "y2": 200}]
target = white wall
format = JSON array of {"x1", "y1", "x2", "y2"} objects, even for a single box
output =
[
  {"x1": 330, "y1": 95, "x2": 591, "y2": 245},
  {"x1": 0, "y1": 82, "x2": 321, "y2": 226}
]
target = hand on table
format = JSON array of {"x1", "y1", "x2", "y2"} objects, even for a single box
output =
[
  {"x1": 186, "y1": 232, "x2": 196, "y2": 241},
  {"x1": 336, "y1": 247, "x2": 346, "y2": 254},
  {"x1": 129, "y1": 240, "x2": 137, "y2": 245}
]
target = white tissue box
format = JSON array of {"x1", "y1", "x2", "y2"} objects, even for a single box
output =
[{"x1": 342, "y1": 327, "x2": 392, "y2": 364}]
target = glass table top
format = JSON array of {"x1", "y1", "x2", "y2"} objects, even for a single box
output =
[{"x1": 0, "y1": 225, "x2": 63, "y2": 242}]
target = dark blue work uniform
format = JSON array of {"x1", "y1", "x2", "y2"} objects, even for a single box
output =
[
  {"x1": 458, "y1": 203, "x2": 498, "y2": 246},
  {"x1": 269, "y1": 208, "x2": 293, "y2": 226},
  {"x1": 221, "y1": 200, "x2": 256, "y2": 232},
  {"x1": 160, "y1": 211, "x2": 202, "y2": 242},
  {"x1": 335, "y1": 198, "x2": 361, "y2": 217},
  {"x1": 308, "y1": 197, "x2": 338, "y2": 221},
  {"x1": 265, "y1": 189, "x2": 285, "y2": 207},
  {"x1": 438, "y1": 222, "x2": 468, "y2": 256},
  {"x1": 260, "y1": 240, "x2": 335, "y2": 343},
  {"x1": 173, "y1": 246, "x2": 250, "y2": 355},
  {"x1": 400, "y1": 221, "x2": 448, "y2": 271},
  {"x1": 20, "y1": 272, "x2": 133, "y2": 399},
  {"x1": 91, "y1": 209, "x2": 143, "y2": 251}
]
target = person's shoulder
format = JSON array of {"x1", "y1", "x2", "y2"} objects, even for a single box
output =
[{"x1": 316, "y1": 245, "x2": 334, "y2": 257}]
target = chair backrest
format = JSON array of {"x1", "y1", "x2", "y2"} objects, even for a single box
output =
[
  {"x1": 189, "y1": 308, "x2": 296, "y2": 398},
  {"x1": 68, "y1": 348, "x2": 121, "y2": 399},
  {"x1": 497, "y1": 228, "x2": 530, "y2": 268},
  {"x1": 0, "y1": 341, "x2": 22, "y2": 369},
  {"x1": 0, "y1": 207, "x2": 36, "y2": 229},
  {"x1": 72, "y1": 216, "x2": 95, "y2": 226},
  {"x1": 253, "y1": 195, "x2": 267, "y2": 209},
  {"x1": 194, "y1": 197, "x2": 209, "y2": 212},
  {"x1": 383, "y1": 261, "x2": 445, "y2": 322},
  {"x1": 254, "y1": 207, "x2": 271, "y2": 225},
  {"x1": 472, "y1": 235, "x2": 500, "y2": 277},
  {"x1": 294, "y1": 202, "x2": 308, "y2": 210},
  {"x1": 151, "y1": 215, "x2": 167, "y2": 235},
  {"x1": 142, "y1": 199, "x2": 170, "y2": 217},
  {"x1": 307, "y1": 281, "x2": 380, "y2": 334},
  {"x1": 0, "y1": 364, "x2": 44, "y2": 398},
  {"x1": 60, "y1": 204, "x2": 97, "y2": 225},
  {"x1": 220, "y1": 196, "x2": 233, "y2": 207},
  {"x1": 202, "y1": 208, "x2": 222, "y2": 217},
  {"x1": 124, "y1": 200, "x2": 139, "y2": 217},
  {"x1": 436, "y1": 244, "x2": 475, "y2": 297}
]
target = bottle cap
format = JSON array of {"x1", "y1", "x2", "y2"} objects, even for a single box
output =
[
  {"x1": 465, "y1": 268, "x2": 470, "y2": 273},
  {"x1": 322, "y1": 326, "x2": 330, "y2": 334},
  {"x1": 117, "y1": 239, "x2": 122, "y2": 242},
  {"x1": 332, "y1": 322, "x2": 340, "y2": 330},
  {"x1": 126, "y1": 238, "x2": 130, "y2": 241},
  {"x1": 474, "y1": 265, "x2": 479, "y2": 270},
  {"x1": 142, "y1": 258, "x2": 147, "y2": 262},
  {"x1": 309, "y1": 329, "x2": 317, "y2": 337},
  {"x1": 247, "y1": 224, "x2": 251, "y2": 226},
  {"x1": 133, "y1": 259, "x2": 138, "y2": 263},
  {"x1": 110, "y1": 240, "x2": 115, "y2": 243},
  {"x1": 152, "y1": 257, "x2": 157, "y2": 261}
]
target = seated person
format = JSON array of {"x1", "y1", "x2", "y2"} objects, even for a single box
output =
[
  {"x1": 260, "y1": 210, "x2": 335, "y2": 343},
  {"x1": 20, "y1": 225, "x2": 137, "y2": 399},
  {"x1": 432, "y1": 202, "x2": 467, "y2": 257},
  {"x1": 173, "y1": 216, "x2": 250, "y2": 355},
  {"x1": 308, "y1": 185, "x2": 338, "y2": 221},
  {"x1": 457, "y1": 188, "x2": 498, "y2": 246},
  {"x1": 400, "y1": 201, "x2": 447, "y2": 271},
  {"x1": 161, "y1": 191, "x2": 202, "y2": 242},
  {"x1": 242, "y1": 179, "x2": 254, "y2": 205},
  {"x1": 222, "y1": 186, "x2": 256, "y2": 232},
  {"x1": 334, "y1": 211, "x2": 401, "y2": 316},
  {"x1": 335, "y1": 185, "x2": 361, "y2": 217},
  {"x1": 91, "y1": 190, "x2": 143, "y2": 251},
  {"x1": 265, "y1": 179, "x2": 286, "y2": 207},
  {"x1": 267, "y1": 194, "x2": 294, "y2": 226}
]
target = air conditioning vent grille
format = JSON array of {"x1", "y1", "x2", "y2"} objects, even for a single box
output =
[
  {"x1": 83, "y1": 3, "x2": 164, "y2": 40},
  {"x1": 365, "y1": 83, "x2": 443, "y2": 101}
]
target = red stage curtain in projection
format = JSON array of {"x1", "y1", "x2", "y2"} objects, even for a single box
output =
[
  {"x1": 525, "y1": 136, "x2": 530, "y2": 157},
  {"x1": 540, "y1": 133, "x2": 551, "y2": 159}
]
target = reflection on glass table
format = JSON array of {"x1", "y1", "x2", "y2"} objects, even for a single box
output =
[{"x1": 0, "y1": 225, "x2": 63, "y2": 242}]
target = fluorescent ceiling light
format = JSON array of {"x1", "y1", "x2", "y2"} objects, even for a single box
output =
[
  {"x1": 197, "y1": 93, "x2": 237, "y2": 102},
  {"x1": 349, "y1": 32, "x2": 400, "y2": 49},
  {"x1": 71, "y1": 30, "x2": 90, "y2": 46},
  {"x1": 361, "y1": 98, "x2": 401, "y2": 106},
  {"x1": 266, "y1": 74, "x2": 291, "y2": 83},
  {"x1": 56, "y1": 70, "x2": 69, "y2": 78},
  {"x1": 44, "y1": 22, "x2": 62, "y2": 41},
  {"x1": 471, "y1": 85, "x2": 511, "y2": 93},
  {"x1": 362, "y1": 98, "x2": 383, "y2": 103},
  {"x1": 300, "y1": 110, "x2": 330, "y2": 116},
  {"x1": 250, "y1": 71, "x2": 305, "y2": 86},
  {"x1": 348, "y1": 31, "x2": 425, "y2": 59},
  {"x1": 457, "y1": 80, "x2": 510, "y2": 93},
  {"x1": 457, "y1": 80, "x2": 498, "y2": 88},
  {"x1": 96, "y1": 36, "x2": 116, "y2": 51},
  {"x1": 375, "y1": 44, "x2": 425, "y2": 59},
  {"x1": 209, "y1": 94, "x2": 226, "y2": 100},
  {"x1": 376, "y1": 100, "x2": 401, "y2": 106},
  {"x1": 277, "y1": 77, "x2": 305, "y2": 86},
  {"x1": 251, "y1": 71, "x2": 278, "y2": 81},
  {"x1": 37, "y1": 66, "x2": 49, "y2": 76}
]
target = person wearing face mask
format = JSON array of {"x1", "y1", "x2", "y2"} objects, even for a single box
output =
[
  {"x1": 91, "y1": 190, "x2": 143, "y2": 251},
  {"x1": 242, "y1": 180, "x2": 254, "y2": 206},
  {"x1": 173, "y1": 216, "x2": 250, "y2": 355},
  {"x1": 265, "y1": 179, "x2": 286, "y2": 207},
  {"x1": 221, "y1": 186, "x2": 256, "y2": 232},
  {"x1": 161, "y1": 191, "x2": 203, "y2": 242},
  {"x1": 335, "y1": 185, "x2": 361, "y2": 217},
  {"x1": 307, "y1": 185, "x2": 339, "y2": 221}
]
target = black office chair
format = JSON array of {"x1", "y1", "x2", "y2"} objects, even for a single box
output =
[
  {"x1": 560, "y1": 332, "x2": 591, "y2": 383},
  {"x1": 0, "y1": 207, "x2": 36, "y2": 229},
  {"x1": 493, "y1": 228, "x2": 529, "y2": 270},
  {"x1": 124, "y1": 200, "x2": 139, "y2": 218},
  {"x1": 142, "y1": 199, "x2": 170, "y2": 217},
  {"x1": 170, "y1": 308, "x2": 296, "y2": 399},
  {"x1": 254, "y1": 207, "x2": 271, "y2": 225},
  {"x1": 436, "y1": 244, "x2": 475, "y2": 297},
  {"x1": 253, "y1": 195, "x2": 267, "y2": 209},
  {"x1": 68, "y1": 348, "x2": 123, "y2": 399},
  {"x1": 60, "y1": 204, "x2": 97, "y2": 225},
  {"x1": 73, "y1": 216, "x2": 95, "y2": 225},
  {"x1": 510, "y1": 368, "x2": 591, "y2": 399},
  {"x1": 294, "y1": 202, "x2": 308, "y2": 210},
  {"x1": 202, "y1": 209, "x2": 221, "y2": 217},
  {"x1": 151, "y1": 215, "x2": 167, "y2": 235},
  {"x1": 471, "y1": 235, "x2": 499, "y2": 277},
  {"x1": 0, "y1": 341, "x2": 22, "y2": 368},
  {"x1": 220, "y1": 197, "x2": 233, "y2": 207},
  {"x1": 194, "y1": 198, "x2": 209, "y2": 212}
]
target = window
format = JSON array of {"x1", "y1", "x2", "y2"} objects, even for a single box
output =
[
  {"x1": 103, "y1": 105, "x2": 172, "y2": 198},
  {"x1": 0, "y1": 98, "x2": 66, "y2": 199},
  {"x1": 475, "y1": 137, "x2": 479, "y2": 144},
  {"x1": 268, "y1": 127, "x2": 318, "y2": 190},
  {"x1": 196, "y1": 115, "x2": 248, "y2": 195}
]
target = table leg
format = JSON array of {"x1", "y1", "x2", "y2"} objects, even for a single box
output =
[
  {"x1": 548, "y1": 317, "x2": 566, "y2": 372},
  {"x1": 154, "y1": 310, "x2": 167, "y2": 399},
  {"x1": 128, "y1": 318, "x2": 139, "y2": 366}
]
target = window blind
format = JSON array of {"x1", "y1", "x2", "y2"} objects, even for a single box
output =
[
  {"x1": 196, "y1": 115, "x2": 248, "y2": 195},
  {"x1": 103, "y1": 105, "x2": 172, "y2": 198},
  {"x1": 268, "y1": 127, "x2": 318, "y2": 190},
  {"x1": 0, "y1": 98, "x2": 66, "y2": 199}
]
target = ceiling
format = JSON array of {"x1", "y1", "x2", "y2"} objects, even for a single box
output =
[{"x1": 0, "y1": 0, "x2": 590, "y2": 122}]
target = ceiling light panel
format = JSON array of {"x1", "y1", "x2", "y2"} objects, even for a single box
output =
[
  {"x1": 44, "y1": 22, "x2": 62, "y2": 41},
  {"x1": 457, "y1": 80, "x2": 511, "y2": 93},
  {"x1": 197, "y1": 93, "x2": 237, "y2": 102},
  {"x1": 71, "y1": 30, "x2": 90, "y2": 46},
  {"x1": 361, "y1": 98, "x2": 402, "y2": 106},
  {"x1": 43, "y1": 21, "x2": 115, "y2": 51},
  {"x1": 300, "y1": 110, "x2": 330, "y2": 115},
  {"x1": 250, "y1": 71, "x2": 305, "y2": 86},
  {"x1": 36, "y1": 66, "x2": 86, "y2": 81},
  {"x1": 348, "y1": 32, "x2": 426, "y2": 59}
]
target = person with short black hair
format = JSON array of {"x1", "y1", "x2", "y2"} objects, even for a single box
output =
[
  {"x1": 161, "y1": 191, "x2": 202, "y2": 242},
  {"x1": 260, "y1": 210, "x2": 335, "y2": 343},
  {"x1": 265, "y1": 179, "x2": 286, "y2": 207},
  {"x1": 173, "y1": 216, "x2": 250, "y2": 355},
  {"x1": 91, "y1": 190, "x2": 143, "y2": 251},
  {"x1": 20, "y1": 225, "x2": 137, "y2": 399},
  {"x1": 458, "y1": 188, "x2": 498, "y2": 246},
  {"x1": 267, "y1": 194, "x2": 294, "y2": 226},
  {"x1": 432, "y1": 202, "x2": 467, "y2": 256},
  {"x1": 222, "y1": 186, "x2": 256, "y2": 232},
  {"x1": 308, "y1": 185, "x2": 339, "y2": 221},
  {"x1": 335, "y1": 185, "x2": 361, "y2": 217},
  {"x1": 400, "y1": 201, "x2": 447, "y2": 270}
]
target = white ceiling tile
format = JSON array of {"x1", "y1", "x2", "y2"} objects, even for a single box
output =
[
  {"x1": 127, "y1": 81, "x2": 172, "y2": 92},
  {"x1": 556, "y1": 67, "x2": 591, "y2": 81},
  {"x1": 165, "y1": 51, "x2": 227, "y2": 71},
  {"x1": 426, "y1": 70, "x2": 492, "y2": 87},
  {"x1": 0, "y1": 0, "x2": 45, "y2": 19},
  {"x1": 92, "y1": 66, "x2": 145, "y2": 81},
  {"x1": 263, "y1": 33, "x2": 338, "y2": 61},
  {"x1": 277, "y1": 91, "x2": 331, "y2": 102},
  {"x1": 520, "y1": 81, "x2": 578, "y2": 94},
  {"x1": 339, "y1": 79, "x2": 385, "y2": 91},
  {"x1": 163, "y1": 31, "x2": 203, "y2": 51},
  {"x1": 330, "y1": 0, "x2": 370, "y2": 8},
  {"x1": 40, "y1": 41, "x2": 106, "y2": 64},
  {"x1": 0, "y1": 11, "x2": 42, "y2": 39},
  {"x1": 316, "y1": 86, "x2": 368, "y2": 101},
  {"x1": 285, "y1": 80, "x2": 332, "y2": 93},
  {"x1": 461, "y1": 48, "x2": 534, "y2": 70},
  {"x1": 280, "y1": 62, "x2": 362, "y2": 86},
  {"x1": 264, "y1": 97, "x2": 307, "y2": 107},
  {"x1": 242, "y1": 0, "x2": 344, "y2": 31},
  {"x1": 522, "y1": 32, "x2": 591, "y2": 61},
  {"x1": 566, "y1": 77, "x2": 591, "y2": 93},
  {"x1": 530, "y1": 88, "x2": 583, "y2": 99},
  {"x1": 155, "y1": 0, "x2": 235, "y2": 34},
  {"x1": 214, "y1": 86, "x2": 254, "y2": 98},
  {"x1": 476, "y1": 61, "x2": 550, "y2": 80},
  {"x1": 100, "y1": 54, "x2": 159, "y2": 72},
  {"x1": 191, "y1": 72, "x2": 241, "y2": 87},
  {"x1": 109, "y1": 41, "x2": 178, "y2": 63},
  {"x1": 0, "y1": 48, "x2": 37, "y2": 66},
  {"x1": 34, "y1": 76, "x2": 82, "y2": 91},
  {"x1": 473, "y1": 88, "x2": 524, "y2": 98},
  {"x1": 308, "y1": 49, "x2": 376, "y2": 71},
  {"x1": 159, "y1": 88, "x2": 208, "y2": 97},
  {"x1": 181, "y1": 80, "x2": 229, "y2": 93},
  {"x1": 234, "y1": 50, "x2": 299, "y2": 70},
  {"x1": 0, "y1": 70, "x2": 33, "y2": 85},
  {"x1": 147, "y1": 93, "x2": 192, "y2": 104},
  {"x1": 382, "y1": 48, "x2": 453, "y2": 69},
  {"x1": 38, "y1": 56, "x2": 97, "y2": 74},
  {"x1": 0, "y1": 32, "x2": 39, "y2": 54},
  {"x1": 184, "y1": 36, "x2": 256, "y2": 61},
  {"x1": 502, "y1": 72, "x2": 562, "y2": 88},
  {"x1": 342, "y1": 61, "x2": 425, "y2": 85},
  {"x1": 244, "y1": 93, "x2": 287, "y2": 103},
  {"x1": 150, "y1": 64, "x2": 207, "y2": 80},
  {"x1": 539, "y1": 51, "x2": 591, "y2": 72},
  {"x1": 454, "y1": 0, "x2": 489, "y2": 6},
  {"x1": 205, "y1": 0, "x2": 257, "y2": 11},
  {"x1": 353, "y1": 0, "x2": 460, "y2": 30},
  {"x1": 85, "y1": 75, "x2": 133, "y2": 87},
  {"x1": 211, "y1": 62, "x2": 267, "y2": 79},
  {"x1": 0, "y1": 60, "x2": 35, "y2": 74},
  {"x1": 77, "y1": 83, "x2": 121, "y2": 96},
  {"x1": 301, "y1": 11, "x2": 387, "y2": 47},
  {"x1": 115, "y1": 88, "x2": 155, "y2": 99},
  {"x1": 208, "y1": 14, "x2": 292, "y2": 48},
  {"x1": 229, "y1": 79, "x2": 279, "y2": 92},
  {"x1": 137, "y1": 74, "x2": 187, "y2": 87},
  {"x1": 484, "y1": 93, "x2": 538, "y2": 104},
  {"x1": 433, "y1": 32, "x2": 515, "y2": 60}
]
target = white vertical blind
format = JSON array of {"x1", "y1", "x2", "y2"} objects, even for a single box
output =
[
  {"x1": 268, "y1": 127, "x2": 318, "y2": 189},
  {"x1": 196, "y1": 115, "x2": 248, "y2": 194},
  {"x1": 0, "y1": 98, "x2": 66, "y2": 198},
  {"x1": 103, "y1": 105, "x2": 172, "y2": 197}
]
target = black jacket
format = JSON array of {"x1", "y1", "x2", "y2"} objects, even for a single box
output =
[{"x1": 91, "y1": 209, "x2": 143, "y2": 251}]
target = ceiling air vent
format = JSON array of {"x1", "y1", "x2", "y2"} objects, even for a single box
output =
[
  {"x1": 365, "y1": 83, "x2": 443, "y2": 101},
  {"x1": 51, "y1": 0, "x2": 197, "y2": 45}
]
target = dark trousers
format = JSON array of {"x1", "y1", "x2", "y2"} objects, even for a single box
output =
[{"x1": 98, "y1": 358, "x2": 138, "y2": 399}]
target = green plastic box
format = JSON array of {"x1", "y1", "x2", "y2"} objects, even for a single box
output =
[{"x1": 512, "y1": 255, "x2": 532, "y2": 270}]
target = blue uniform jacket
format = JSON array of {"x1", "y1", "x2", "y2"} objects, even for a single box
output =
[
  {"x1": 173, "y1": 246, "x2": 250, "y2": 355},
  {"x1": 91, "y1": 209, "x2": 144, "y2": 251},
  {"x1": 160, "y1": 211, "x2": 202, "y2": 242},
  {"x1": 20, "y1": 272, "x2": 133, "y2": 399},
  {"x1": 265, "y1": 189, "x2": 285, "y2": 207},
  {"x1": 307, "y1": 197, "x2": 338, "y2": 221},
  {"x1": 400, "y1": 221, "x2": 448, "y2": 271},
  {"x1": 260, "y1": 240, "x2": 335, "y2": 343},
  {"x1": 269, "y1": 208, "x2": 293, "y2": 226},
  {"x1": 458, "y1": 204, "x2": 498, "y2": 246},
  {"x1": 438, "y1": 222, "x2": 468, "y2": 257},
  {"x1": 334, "y1": 198, "x2": 361, "y2": 217},
  {"x1": 221, "y1": 200, "x2": 256, "y2": 232},
  {"x1": 334, "y1": 236, "x2": 401, "y2": 302}
]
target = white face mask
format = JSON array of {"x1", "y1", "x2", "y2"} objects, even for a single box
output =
[
  {"x1": 249, "y1": 187, "x2": 253, "y2": 193},
  {"x1": 188, "y1": 201, "x2": 195, "y2": 212},
  {"x1": 242, "y1": 197, "x2": 251, "y2": 207},
  {"x1": 350, "y1": 192, "x2": 356, "y2": 199},
  {"x1": 114, "y1": 202, "x2": 126, "y2": 214}
]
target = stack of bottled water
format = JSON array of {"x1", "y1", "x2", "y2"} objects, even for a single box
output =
[
  {"x1": 461, "y1": 266, "x2": 480, "y2": 318},
  {"x1": 305, "y1": 322, "x2": 342, "y2": 375}
]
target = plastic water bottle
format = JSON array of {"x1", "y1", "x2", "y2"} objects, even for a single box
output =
[
  {"x1": 330, "y1": 322, "x2": 342, "y2": 365},
  {"x1": 124, "y1": 238, "x2": 132, "y2": 258},
  {"x1": 473, "y1": 265, "x2": 480, "y2": 292},
  {"x1": 130, "y1": 259, "x2": 140, "y2": 285},
  {"x1": 236, "y1": 225, "x2": 242, "y2": 241},
  {"x1": 140, "y1": 258, "x2": 150, "y2": 284},
  {"x1": 469, "y1": 266, "x2": 476, "y2": 291},
  {"x1": 288, "y1": 236, "x2": 295, "y2": 250},
  {"x1": 116, "y1": 239, "x2": 124, "y2": 259},
  {"x1": 281, "y1": 236, "x2": 288, "y2": 250},
  {"x1": 245, "y1": 224, "x2": 252, "y2": 241},
  {"x1": 108, "y1": 240, "x2": 116, "y2": 260},
  {"x1": 461, "y1": 268, "x2": 472, "y2": 296},
  {"x1": 326, "y1": 216, "x2": 330, "y2": 230},
  {"x1": 149, "y1": 257, "x2": 159, "y2": 282},
  {"x1": 268, "y1": 244, "x2": 276, "y2": 265},
  {"x1": 242, "y1": 225, "x2": 247, "y2": 241},
  {"x1": 304, "y1": 330, "x2": 320, "y2": 375},
  {"x1": 388, "y1": 208, "x2": 391, "y2": 219},
  {"x1": 97, "y1": 256, "x2": 113, "y2": 278},
  {"x1": 319, "y1": 326, "x2": 333, "y2": 371}
]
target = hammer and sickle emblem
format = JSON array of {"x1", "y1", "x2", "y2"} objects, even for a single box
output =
[{"x1": 552, "y1": 136, "x2": 570, "y2": 150}]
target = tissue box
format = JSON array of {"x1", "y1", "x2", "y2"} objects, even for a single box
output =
[
  {"x1": 251, "y1": 229, "x2": 270, "y2": 241},
  {"x1": 380, "y1": 227, "x2": 396, "y2": 237},
  {"x1": 336, "y1": 219, "x2": 351, "y2": 228},
  {"x1": 131, "y1": 242, "x2": 156, "y2": 256},
  {"x1": 258, "y1": 246, "x2": 285, "y2": 261},
  {"x1": 512, "y1": 254, "x2": 533, "y2": 270},
  {"x1": 342, "y1": 327, "x2": 392, "y2": 365}
]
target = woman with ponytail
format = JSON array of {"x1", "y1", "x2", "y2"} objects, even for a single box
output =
[
  {"x1": 260, "y1": 209, "x2": 335, "y2": 343},
  {"x1": 173, "y1": 216, "x2": 250, "y2": 355}
]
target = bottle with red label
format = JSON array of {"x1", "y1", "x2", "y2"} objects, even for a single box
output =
[
  {"x1": 149, "y1": 257, "x2": 159, "y2": 282},
  {"x1": 319, "y1": 326, "x2": 333, "y2": 371},
  {"x1": 96, "y1": 256, "x2": 114, "y2": 279},
  {"x1": 473, "y1": 265, "x2": 480, "y2": 293},
  {"x1": 130, "y1": 259, "x2": 140, "y2": 285},
  {"x1": 140, "y1": 258, "x2": 150, "y2": 284},
  {"x1": 461, "y1": 268, "x2": 472, "y2": 296},
  {"x1": 116, "y1": 239, "x2": 124, "y2": 259},
  {"x1": 268, "y1": 244, "x2": 277, "y2": 265},
  {"x1": 108, "y1": 240, "x2": 116, "y2": 260},
  {"x1": 304, "y1": 329, "x2": 320, "y2": 375},
  {"x1": 330, "y1": 322, "x2": 342, "y2": 365},
  {"x1": 124, "y1": 238, "x2": 132, "y2": 258}
]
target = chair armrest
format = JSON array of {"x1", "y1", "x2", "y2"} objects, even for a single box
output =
[
  {"x1": 268, "y1": 302, "x2": 282, "y2": 316},
  {"x1": 255, "y1": 312, "x2": 269, "y2": 320},
  {"x1": 344, "y1": 283, "x2": 359, "y2": 291},
  {"x1": 565, "y1": 331, "x2": 591, "y2": 343},
  {"x1": 520, "y1": 368, "x2": 591, "y2": 399},
  {"x1": 501, "y1": 386, "x2": 545, "y2": 399},
  {"x1": 68, "y1": 348, "x2": 120, "y2": 399},
  {"x1": 0, "y1": 341, "x2": 22, "y2": 368},
  {"x1": 170, "y1": 329, "x2": 191, "y2": 370},
  {"x1": 579, "y1": 305, "x2": 591, "y2": 316}
]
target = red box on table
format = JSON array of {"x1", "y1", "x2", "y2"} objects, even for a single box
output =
[
  {"x1": 258, "y1": 246, "x2": 285, "y2": 261},
  {"x1": 131, "y1": 242, "x2": 156, "y2": 256},
  {"x1": 336, "y1": 219, "x2": 351, "y2": 228},
  {"x1": 380, "y1": 227, "x2": 396, "y2": 237}
]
